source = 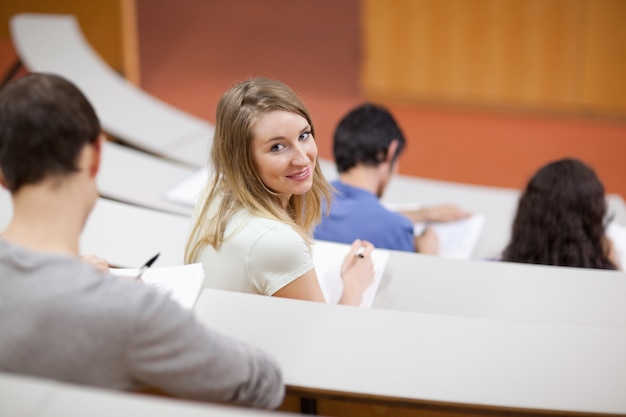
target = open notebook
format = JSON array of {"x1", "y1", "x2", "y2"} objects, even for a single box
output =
[
  {"x1": 413, "y1": 214, "x2": 485, "y2": 259},
  {"x1": 385, "y1": 202, "x2": 485, "y2": 259},
  {"x1": 312, "y1": 240, "x2": 389, "y2": 307},
  {"x1": 110, "y1": 264, "x2": 205, "y2": 309}
]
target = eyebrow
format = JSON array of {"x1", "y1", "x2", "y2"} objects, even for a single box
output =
[{"x1": 263, "y1": 123, "x2": 311, "y2": 144}]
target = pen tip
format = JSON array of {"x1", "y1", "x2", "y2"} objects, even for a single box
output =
[{"x1": 146, "y1": 253, "x2": 160, "y2": 267}]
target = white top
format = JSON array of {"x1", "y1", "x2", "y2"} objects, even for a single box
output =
[{"x1": 196, "y1": 209, "x2": 314, "y2": 295}]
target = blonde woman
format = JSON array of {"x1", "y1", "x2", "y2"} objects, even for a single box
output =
[{"x1": 185, "y1": 78, "x2": 374, "y2": 305}]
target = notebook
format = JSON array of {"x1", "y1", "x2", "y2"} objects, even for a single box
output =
[
  {"x1": 384, "y1": 201, "x2": 485, "y2": 259},
  {"x1": 312, "y1": 240, "x2": 389, "y2": 307},
  {"x1": 607, "y1": 221, "x2": 626, "y2": 270},
  {"x1": 110, "y1": 263, "x2": 205, "y2": 309},
  {"x1": 413, "y1": 214, "x2": 485, "y2": 259}
]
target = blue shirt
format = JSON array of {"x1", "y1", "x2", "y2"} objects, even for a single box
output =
[{"x1": 314, "y1": 180, "x2": 415, "y2": 252}]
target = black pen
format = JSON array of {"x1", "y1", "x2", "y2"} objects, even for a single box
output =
[{"x1": 135, "y1": 253, "x2": 160, "y2": 281}]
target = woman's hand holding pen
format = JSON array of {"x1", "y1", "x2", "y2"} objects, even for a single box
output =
[{"x1": 338, "y1": 239, "x2": 375, "y2": 306}]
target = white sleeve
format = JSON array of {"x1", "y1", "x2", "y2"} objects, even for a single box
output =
[{"x1": 247, "y1": 224, "x2": 314, "y2": 295}]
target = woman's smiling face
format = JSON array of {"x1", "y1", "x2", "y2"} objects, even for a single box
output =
[{"x1": 251, "y1": 110, "x2": 317, "y2": 207}]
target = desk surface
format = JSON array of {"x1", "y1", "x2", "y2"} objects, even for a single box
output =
[
  {"x1": 0, "y1": 372, "x2": 55, "y2": 417},
  {"x1": 80, "y1": 198, "x2": 190, "y2": 267},
  {"x1": 194, "y1": 288, "x2": 626, "y2": 415},
  {"x1": 374, "y1": 248, "x2": 626, "y2": 328},
  {"x1": 99, "y1": 141, "x2": 195, "y2": 216}
]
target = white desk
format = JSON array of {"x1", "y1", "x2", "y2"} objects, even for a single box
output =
[
  {"x1": 0, "y1": 372, "x2": 56, "y2": 417},
  {"x1": 99, "y1": 140, "x2": 195, "y2": 216},
  {"x1": 373, "y1": 248, "x2": 626, "y2": 328},
  {"x1": 0, "y1": 372, "x2": 292, "y2": 417},
  {"x1": 80, "y1": 198, "x2": 190, "y2": 267},
  {"x1": 195, "y1": 288, "x2": 626, "y2": 416}
]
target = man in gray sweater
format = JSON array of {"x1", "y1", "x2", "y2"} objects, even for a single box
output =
[{"x1": 0, "y1": 73, "x2": 284, "y2": 409}]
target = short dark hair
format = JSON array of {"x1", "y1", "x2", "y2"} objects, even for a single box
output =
[
  {"x1": 502, "y1": 158, "x2": 616, "y2": 270},
  {"x1": 333, "y1": 103, "x2": 406, "y2": 173},
  {"x1": 0, "y1": 73, "x2": 100, "y2": 192}
]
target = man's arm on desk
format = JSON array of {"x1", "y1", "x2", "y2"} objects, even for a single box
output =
[
  {"x1": 400, "y1": 204, "x2": 471, "y2": 224},
  {"x1": 127, "y1": 286, "x2": 284, "y2": 409}
]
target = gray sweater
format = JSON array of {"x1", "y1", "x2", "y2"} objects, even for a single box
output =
[{"x1": 0, "y1": 239, "x2": 284, "y2": 409}]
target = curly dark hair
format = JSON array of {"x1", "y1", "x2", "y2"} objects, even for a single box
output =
[{"x1": 501, "y1": 158, "x2": 616, "y2": 269}]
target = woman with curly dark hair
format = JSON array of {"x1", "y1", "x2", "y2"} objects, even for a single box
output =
[{"x1": 501, "y1": 158, "x2": 619, "y2": 270}]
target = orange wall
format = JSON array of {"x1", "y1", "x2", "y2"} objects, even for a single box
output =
[
  {"x1": 136, "y1": 0, "x2": 625, "y2": 198},
  {"x1": 387, "y1": 101, "x2": 626, "y2": 197},
  {"x1": 363, "y1": 0, "x2": 626, "y2": 116}
]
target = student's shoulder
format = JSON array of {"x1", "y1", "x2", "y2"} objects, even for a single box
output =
[
  {"x1": 243, "y1": 218, "x2": 307, "y2": 258},
  {"x1": 237, "y1": 212, "x2": 296, "y2": 238},
  {"x1": 255, "y1": 219, "x2": 303, "y2": 247},
  {"x1": 225, "y1": 212, "x2": 305, "y2": 256}
]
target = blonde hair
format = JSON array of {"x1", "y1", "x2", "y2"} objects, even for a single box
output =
[{"x1": 184, "y1": 78, "x2": 331, "y2": 263}]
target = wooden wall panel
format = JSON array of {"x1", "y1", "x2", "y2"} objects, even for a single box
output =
[
  {"x1": 362, "y1": 0, "x2": 626, "y2": 116},
  {"x1": 580, "y1": 0, "x2": 626, "y2": 115}
]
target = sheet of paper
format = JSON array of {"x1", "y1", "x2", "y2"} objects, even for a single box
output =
[
  {"x1": 606, "y1": 221, "x2": 626, "y2": 270},
  {"x1": 413, "y1": 214, "x2": 486, "y2": 260},
  {"x1": 163, "y1": 167, "x2": 208, "y2": 207},
  {"x1": 110, "y1": 263, "x2": 205, "y2": 309},
  {"x1": 312, "y1": 240, "x2": 389, "y2": 307},
  {"x1": 384, "y1": 201, "x2": 484, "y2": 259}
]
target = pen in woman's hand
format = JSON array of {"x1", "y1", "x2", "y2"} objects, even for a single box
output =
[{"x1": 135, "y1": 253, "x2": 160, "y2": 281}]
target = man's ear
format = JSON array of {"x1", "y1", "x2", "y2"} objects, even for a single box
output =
[
  {"x1": 89, "y1": 133, "x2": 104, "y2": 178},
  {"x1": 0, "y1": 169, "x2": 8, "y2": 190},
  {"x1": 386, "y1": 140, "x2": 399, "y2": 165}
]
